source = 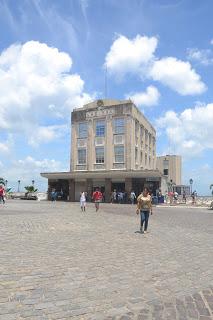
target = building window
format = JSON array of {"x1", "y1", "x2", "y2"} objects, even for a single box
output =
[
  {"x1": 95, "y1": 147, "x2": 104, "y2": 163},
  {"x1": 164, "y1": 169, "x2": 169, "y2": 175},
  {"x1": 114, "y1": 146, "x2": 124, "y2": 163},
  {"x1": 96, "y1": 120, "x2": 105, "y2": 136},
  {"x1": 114, "y1": 118, "x2": 125, "y2": 134},
  {"x1": 145, "y1": 154, "x2": 147, "y2": 165},
  {"x1": 78, "y1": 149, "x2": 86, "y2": 164},
  {"x1": 78, "y1": 122, "x2": 88, "y2": 138},
  {"x1": 140, "y1": 151, "x2": 143, "y2": 163},
  {"x1": 135, "y1": 147, "x2": 138, "y2": 162}
]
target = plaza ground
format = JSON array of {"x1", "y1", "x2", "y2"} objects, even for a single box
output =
[{"x1": 0, "y1": 200, "x2": 213, "y2": 320}]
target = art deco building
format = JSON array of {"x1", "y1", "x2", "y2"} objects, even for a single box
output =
[{"x1": 41, "y1": 99, "x2": 164, "y2": 201}]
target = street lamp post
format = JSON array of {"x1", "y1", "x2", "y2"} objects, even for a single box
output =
[
  {"x1": 189, "y1": 178, "x2": 193, "y2": 195},
  {"x1": 18, "y1": 180, "x2": 21, "y2": 192},
  {"x1": 32, "y1": 180, "x2": 35, "y2": 187},
  {"x1": 5, "y1": 180, "x2": 8, "y2": 188}
]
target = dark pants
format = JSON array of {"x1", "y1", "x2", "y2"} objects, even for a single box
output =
[{"x1": 140, "y1": 210, "x2": 150, "y2": 231}]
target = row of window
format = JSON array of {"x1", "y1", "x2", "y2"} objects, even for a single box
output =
[
  {"x1": 78, "y1": 146, "x2": 124, "y2": 165},
  {"x1": 78, "y1": 118, "x2": 125, "y2": 138}
]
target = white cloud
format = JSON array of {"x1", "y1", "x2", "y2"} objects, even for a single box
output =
[
  {"x1": 187, "y1": 48, "x2": 213, "y2": 65},
  {"x1": 105, "y1": 34, "x2": 158, "y2": 77},
  {"x1": 28, "y1": 125, "x2": 69, "y2": 147},
  {"x1": 0, "y1": 135, "x2": 13, "y2": 154},
  {"x1": 210, "y1": 39, "x2": 213, "y2": 45},
  {"x1": 126, "y1": 85, "x2": 160, "y2": 107},
  {"x1": 105, "y1": 34, "x2": 206, "y2": 96},
  {"x1": 4, "y1": 156, "x2": 66, "y2": 190},
  {"x1": 149, "y1": 57, "x2": 206, "y2": 95},
  {"x1": 156, "y1": 103, "x2": 213, "y2": 156},
  {"x1": 0, "y1": 41, "x2": 93, "y2": 145}
]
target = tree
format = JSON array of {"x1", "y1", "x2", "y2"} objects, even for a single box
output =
[
  {"x1": 0, "y1": 177, "x2": 5, "y2": 185},
  {"x1": 24, "y1": 185, "x2": 38, "y2": 194},
  {"x1": 210, "y1": 184, "x2": 213, "y2": 196}
]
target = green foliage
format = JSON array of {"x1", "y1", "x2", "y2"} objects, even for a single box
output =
[
  {"x1": 210, "y1": 184, "x2": 213, "y2": 196},
  {"x1": 24, "y1": 185, "x2": 38, "y2": 193},
  {"x1": 0, "y1": 177, "x2": 5, "y2": 185}
]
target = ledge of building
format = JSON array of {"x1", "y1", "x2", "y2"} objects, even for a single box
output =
[{"x1": 41, "y1": 169, "x2": 162, "y2": 180}]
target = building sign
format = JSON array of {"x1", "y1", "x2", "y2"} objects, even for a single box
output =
[
  {"x1": 146, "y1": 177, "x2": 160, "y2": 182},
  {"x1": 86, "y1": 108, "x2": 115, "y2": 119}
]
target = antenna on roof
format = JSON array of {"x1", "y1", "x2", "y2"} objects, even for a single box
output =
[{"x1": 104, "y1": 64, "x2": 108, "y2": 99}]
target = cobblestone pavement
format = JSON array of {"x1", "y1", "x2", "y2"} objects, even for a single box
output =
[{"x1": 0, "y1": 200, "x2": 212, "y2": 320}]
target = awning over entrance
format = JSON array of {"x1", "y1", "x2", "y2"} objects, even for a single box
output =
[{"x1": 41, "y1": 169, "x2": 162, "y2": 180}]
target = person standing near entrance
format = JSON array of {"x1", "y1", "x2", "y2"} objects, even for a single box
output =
[
  {"x1": 136, "y1": 187, "x2": 153, "y2": 233},
  {"x1": 92, "y1": 188, "x2": 103, "y2": 212},
  {"x1": 80, "y1": 191, "x2": 86, "y2": 212},
  {"x1": 130, "y1": 190, "x2": 136, "y2": 205}
]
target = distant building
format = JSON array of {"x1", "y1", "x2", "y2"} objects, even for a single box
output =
[
  {"x1": 157, "y1": 155, "x2": 182, "y2": 185},
  {"x1": 41, "y1": 99, "x2": 166, "y2": 201}
]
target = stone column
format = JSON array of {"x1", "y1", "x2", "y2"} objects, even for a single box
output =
[
  {"x1": 47, "y1": 179, "x2": 54, "y2": 200},
  {"x1": 68, "y1": 179, "x2": 75, "y2": 202},
  {"x1": 85, "y1": 178, "x2": 93, "y2": 202},
  {"x1": 125, "y1": 178, "x2": 132, "y2": 198},
  {"x1": 105, "y1": 178, "x2": 112, "y2": 203}
]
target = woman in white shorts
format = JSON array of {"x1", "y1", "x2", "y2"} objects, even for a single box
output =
[{"x1": 80, "y1": 192, "x2": 86, "y2": 212}]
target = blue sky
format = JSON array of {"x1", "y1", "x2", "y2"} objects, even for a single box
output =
[{"x1": 0, "y1": 0, "x2": 213, "y2": 195}]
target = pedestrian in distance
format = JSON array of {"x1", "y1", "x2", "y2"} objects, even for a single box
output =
[
  {"x1": 130, "y1": 190, "x2": 136, "y2": 205},
  {"x1": 111, "y1": 189, "x2": 117, "y2": 203},
  {"x1": 80, "y1": 191, "x2": 86, "y2": 212},
  {"x1": 50, "y1": 189, "x2": 57, "y2": 202},
  {"x1": 0, "y1": 185, "x2": 5, "y2": 204},
  {"x1": 136, "y1": 187, "x2": 153, "y2": 234},
  {"x1": 92, "y1": 188, "x2": 103, "y2": 212},
  {"x1": 182, "y1": 190, "x2": 186, "y2": 204}
]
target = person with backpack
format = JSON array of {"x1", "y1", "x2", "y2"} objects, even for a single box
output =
[
  {"x1": 136, "y1": 187, "x2": 153, "y2": 233},
  {"x1": 92, "y1": 188, "x2": 103, "y2": 212}
]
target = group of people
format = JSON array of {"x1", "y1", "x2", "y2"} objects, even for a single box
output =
[
  {"x1": 0, "y1": 185, "x2": 6, "y2": 204},
  {"x1": 111, "y1": 189, "x2": 137, "y2": 204},
  {"x1": 80, "y1": 187, "x2": 153, "y2": 233}
]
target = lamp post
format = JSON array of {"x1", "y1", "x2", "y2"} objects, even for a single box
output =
[
  {"x1": 32, "y1": 180, "x2": 35, "y2": 187},
  {"x1": 18, "y1": 180, "x2": 21, "y2": 192},
  {"x1": 5, "y1": 180, "x2": 8, "y2": 188},
  {"x1": 189, "y1": 178, "x2": 193, "y2": 195}
]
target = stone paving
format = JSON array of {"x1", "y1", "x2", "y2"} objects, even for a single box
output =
[{"x1": 0, "y1": 200, "x2": 213, "y2": 320}]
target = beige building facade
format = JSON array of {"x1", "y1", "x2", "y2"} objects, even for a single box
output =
[
  {"x1": 156, "y1": 155, "x2": 182, "y2": 185},
  {"x1": 71, "y1": 99, "x2": 156, "y2": 172},
  {"x1": 41, "y1": 99, "x2": 164, "y2": 201}
]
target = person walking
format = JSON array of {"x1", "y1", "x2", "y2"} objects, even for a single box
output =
[
  {"x1": 92, "y1": 188, "x2": 103, "y2": 212},
  {"x1": 182, "y1": 190, "x2": 186, "y2": 204},
  {"x1": 50, "y1": 189, "x2": 57, "y2": 202},
  {"x1": 80, "y1": 191, "x2": 86, "y2": 212},
  {"x1": 130, "y1": 190, "x2": 136, "y2": 205},
  {"x1": 136, "y1": 187, "x2": 153, "y2": 233},
  {"x1": 0, "y1": 185, "x2": 5, "y2": 204}
]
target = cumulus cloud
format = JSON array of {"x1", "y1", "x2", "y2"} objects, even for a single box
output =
[
  {"x1": 0, "y1": 135, "x2": 13, "y2": 154},
  {"x1": 149, "y1": 57, "x2": 206, "y2": 95},
  {"x1": 0, "y1": 40, "x2": 93, "y2": 144},
  {"x1": 126, "y1": 85, "x2": 160, "y2": 107},
  {"x1": 4, "y1": 156, "x2": 66, "y2": 190},
  {"x1": 28, "y1": 125, "x2": 69, "y2": 147},
  {"x1": 105, "y1": 34, "x2": 206, "y2": 95},
  {"x1": 156, "y1": 103, "x2": 213, "y2": 156},
  {"x1": 105, "y1": 34, "x2": 158, "y2": 77},
  {"x1": 187, "y1": 48, "x2": 213, "y2": 65}
]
